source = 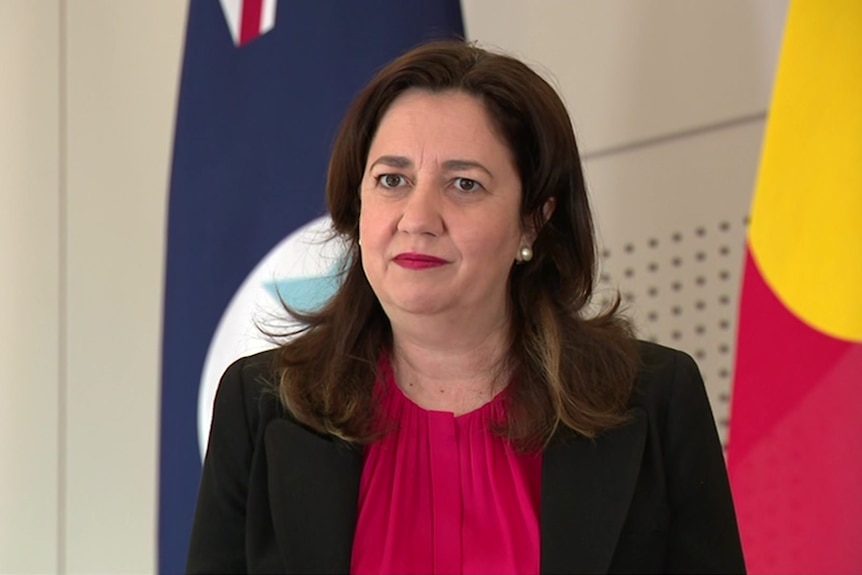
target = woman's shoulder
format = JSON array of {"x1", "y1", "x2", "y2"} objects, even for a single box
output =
[
  {"x1": 634, "y1": 339, "x2": 700, "y2": 377},
  {"x1": 630, "y1": 340, "x2": 709, "y2": 414},
  {"x1": 211, "y1": 348, "x2": 285, "y2": 436},
  {"x1": 221, "y1": 347, "x2": 280, "y2": 385}
]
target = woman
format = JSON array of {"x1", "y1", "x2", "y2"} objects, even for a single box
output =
[{"x1": 187, "y1": 40, "x2": 745, "y2": 574}]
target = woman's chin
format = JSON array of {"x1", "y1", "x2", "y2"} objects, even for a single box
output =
[
  {"x1": 388, "y1": 303, "x2": 445, "y2": 318},
  {"x1": 381, "y1": 297, "x2": 452, "y2": 320}
]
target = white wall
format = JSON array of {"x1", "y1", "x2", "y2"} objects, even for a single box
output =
[
  {"x1": 0, "y1": 1, "x2": 787, "y2": 572},
  {"x1": 0, "y1": 1, "x2": 60, "y2": 573},
  {"x1": 63, "y1": 2, "x2": 186, "y2": 572}
]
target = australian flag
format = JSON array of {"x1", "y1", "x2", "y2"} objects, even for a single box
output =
[{"x1": 159, "y1": 1, "x2": 464, "y2": 572}]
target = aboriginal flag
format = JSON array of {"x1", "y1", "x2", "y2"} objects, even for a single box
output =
[
  {"x1": 159, "y1": 1, "x2": 463, "y2": 572},
  {"x1": 726, "y1": 1, "x2": 862, "y2": 573}
]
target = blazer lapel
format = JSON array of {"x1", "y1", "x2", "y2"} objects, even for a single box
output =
[
  {"x1": 265, "y1": 419, "x2": 361, "y2": 574},
  {"x1": 540, "y1": 408, "x2": 647, "y2": 574}
]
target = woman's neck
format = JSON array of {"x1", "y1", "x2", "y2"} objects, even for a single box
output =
[{"x1": 389, "y1": 315, "x2": 512, "y2": 415}]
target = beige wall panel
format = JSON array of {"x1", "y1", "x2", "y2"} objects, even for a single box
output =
[
  {"x1": 585, "y1": 121, "x2": 763, "y2": 244},
  {"x1": 0, "y1": 1, "x2": 61, "y2": 573},
  {"x1": 64, "y1": 1, "x2": 185, "y2": 572},
  {"x1": 583, "y1": 119, "x2": 767, "y2": 444},
  {"x1": 462, "y1": 0, "x2": 788, "y2": 154}
]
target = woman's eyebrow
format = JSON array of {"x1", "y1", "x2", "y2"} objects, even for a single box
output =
[
  {"x1": 368, "y1": 156, "x2": 494, "y2": 181},
  {"x1": 368, "y1": 155, "x2": 412, "y2": 170},
  {"x1": 441, "y1": 159, "x2": 494, "y2": 180}
]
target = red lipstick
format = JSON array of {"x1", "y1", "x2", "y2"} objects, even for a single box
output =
[{"x1": 392, "y1": 252, "x2": 448, "y2": 270}]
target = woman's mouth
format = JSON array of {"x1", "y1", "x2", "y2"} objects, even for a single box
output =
[{"x1": 392, "y1": 253, "x2": 448, "y2": 269}]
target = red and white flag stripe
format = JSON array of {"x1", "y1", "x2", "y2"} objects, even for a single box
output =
[{"x1": 219, "y1": 0, "x2": 277, "y2": 46}]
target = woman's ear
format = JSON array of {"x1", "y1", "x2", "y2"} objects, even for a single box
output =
[
  {"x1": 524, "y1": 197, "x2": 556, "y2": 243},
  {"x1": 540, "y1": 197, "x2": 556, "y2": 227}
]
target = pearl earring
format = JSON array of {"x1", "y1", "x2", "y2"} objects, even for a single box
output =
[{"x1": 519, "y1": 245, "x2": 533, "y2": 262}]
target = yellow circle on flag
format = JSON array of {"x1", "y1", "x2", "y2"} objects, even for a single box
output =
[{"x1": 749, "y1": 0, "x2": 862, "y2": 343}]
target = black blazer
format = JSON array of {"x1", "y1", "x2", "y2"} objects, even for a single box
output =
[{"x1": 186, "y1": 341, "x2": 745, "y2": 574}]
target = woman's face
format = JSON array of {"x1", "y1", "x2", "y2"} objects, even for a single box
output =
[{"x1": 359, "y1": 89, "x2": 526, "y2": 326}]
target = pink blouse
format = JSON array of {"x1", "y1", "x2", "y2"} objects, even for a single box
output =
[{"x1": 350, "y1": 357, "x2": 542, "y2": 575}]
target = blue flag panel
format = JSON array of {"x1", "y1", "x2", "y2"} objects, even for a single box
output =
[{"x1": 159, "y1": 1, "x2": 464, "y2": 572}]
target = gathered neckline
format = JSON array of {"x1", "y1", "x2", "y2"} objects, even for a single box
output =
[{"x1": 377, "y1": 351, "x2": 510, "y2": 421}]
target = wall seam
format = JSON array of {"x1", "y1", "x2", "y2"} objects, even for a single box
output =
[{"x1": 582, "y1": 111, "x2": 767, "y2": 162}]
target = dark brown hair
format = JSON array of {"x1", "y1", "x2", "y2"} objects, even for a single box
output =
[{"x1": 274, "y1": 40, "x2": 639, "y2": 450}]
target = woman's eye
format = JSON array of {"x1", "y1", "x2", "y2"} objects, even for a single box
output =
[
  {"x1": 454, "y1": 177, "x2": 480, "y2": 192},
  {"x1": 378, "y1": 174, "x2": 405, "y2": 188}
]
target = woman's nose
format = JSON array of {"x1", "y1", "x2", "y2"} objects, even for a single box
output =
[{"x1": 396, "y1": 182, "x2": 444, "y2": 236}]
